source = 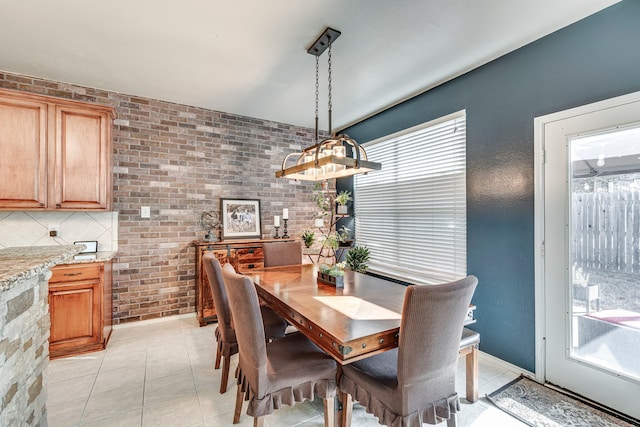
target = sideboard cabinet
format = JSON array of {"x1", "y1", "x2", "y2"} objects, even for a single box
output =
[
  {"x1": 194, "y1": 239, "x2": 293, "y2": 326},
  {"x1": 49, "y1": 261, "x2": 112, "y2": 358},
  {"x1": 0, "y1": 88, "x2": 114, "y2": 210}
]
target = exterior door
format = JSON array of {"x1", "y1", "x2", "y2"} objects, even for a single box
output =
[{"x1": 540, "y1": 94, "x2": 640, "y2": 419}]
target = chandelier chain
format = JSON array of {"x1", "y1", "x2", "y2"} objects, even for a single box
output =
[
  {"x1": 327, "y1": 42, "x2": 333, "y2": 113},
  {"x1": 315, "y1": 55, "x2": 319, "y2": 121}
]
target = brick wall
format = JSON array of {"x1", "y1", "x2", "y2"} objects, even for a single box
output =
[{"x1": 0, "y1": 72, "x2": 321, "y2": 324}]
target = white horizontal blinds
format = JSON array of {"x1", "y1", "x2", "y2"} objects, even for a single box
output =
[{"x1": 354, "y1": 111, "x2": 467, "y2": 285}]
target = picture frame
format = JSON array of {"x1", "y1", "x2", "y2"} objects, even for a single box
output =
[{"x1": 220, "y1": 198, "x2": 262, "y2": 240}]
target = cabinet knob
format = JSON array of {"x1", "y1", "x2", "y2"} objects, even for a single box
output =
[{"x1": 63, "y1": 272, "x2": 82, "y2": 277}]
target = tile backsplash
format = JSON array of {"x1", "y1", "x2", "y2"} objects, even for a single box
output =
[{"x1": 0, "y1": 211, "x2": 118, "y2": 251}]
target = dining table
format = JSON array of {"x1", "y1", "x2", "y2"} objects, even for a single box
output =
[
  {"x1": 247, "y1": 263, "x2": 479, "y2": 425},
  {"x1": 248, "y1": 263, "x2": 408, "y2": 364},
  {"x1": 247, "y1": 263, "x2": 476, "y2": 364}
]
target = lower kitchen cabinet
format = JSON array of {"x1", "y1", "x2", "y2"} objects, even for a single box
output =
[{"x1": 49, "y1": 261, "x2": 112, "y2": 358}]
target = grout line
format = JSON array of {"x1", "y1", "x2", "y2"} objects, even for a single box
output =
[
  {"x1": 139, "y1": 328, "x2": 149, "y2": 427},
  {"x1": 182, "y1": 321, "x2": 208, "y2": 426}
]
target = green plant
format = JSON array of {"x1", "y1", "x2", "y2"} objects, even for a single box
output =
[
  {"x1": 322, "y1": 226, "x2": 351, "y2": 251},
  {"x1": 322, "y1": 233, "x2": 340, "y2": 251},
  {"x1": 320, "y1": 261, "x2": 346, "y2": 277},
  {"x1": 335, "y1": 190, "x2": 353, "y2": 206},
  {"x1": 346, "y1": 245, "x2": 370, "y2": 273},
  {"x1": 301, "y1": 230, "x2": 316, "y2": 248},
  {"x1": 312, "y1": 182, "x2": 332, "y2": 217}
]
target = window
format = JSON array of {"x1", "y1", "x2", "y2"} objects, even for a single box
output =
[{"x1": 354, "y1": 111, "x2": 466, "y2": 285}]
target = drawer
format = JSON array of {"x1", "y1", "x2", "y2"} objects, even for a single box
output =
[
  {"x1": 237, "y1": 262, "x2": 264, "y2": 272},
  {"x1": 235, "y1": 247, "x2": 263, "y2": 263},
  {"x1": 50, "y1": 264, "x2": 101, "y2": 283}
]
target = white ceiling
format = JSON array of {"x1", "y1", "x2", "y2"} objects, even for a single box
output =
[{"x1": 0, "y1": 0, "x2": 620, "y2": 131}]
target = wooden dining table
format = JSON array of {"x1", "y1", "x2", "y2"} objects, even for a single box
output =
[
  {"x1": 248, "y1": 263, "x2": 476, "y2": 364},
  {"x1": 248, "y1": 263, "x2": 407, "y2": 364},
  {"x1": 248, "y1": 263, "x2": 479, "y2": 426}
]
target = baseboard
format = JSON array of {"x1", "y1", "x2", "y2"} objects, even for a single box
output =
[
  {"x1": 112, "y1": 312, "x2": 197, "y2": 330},
  {"x1": 479, "y1": 350, "x2": 536, "y2": 380}
]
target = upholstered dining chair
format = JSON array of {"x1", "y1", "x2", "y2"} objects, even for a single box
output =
[
  {"x1": 339, "y1": 275, "x2": 478, "y2": 427},
  {"x1": 222, "y1": 267, "x2": 338, "y2": 427},
  {"x1": 263, "y1": 240, "x2": 302, "y2": 267},
  {"x1": 202, "y1": 254, "x2": 287, "y2": 393}
]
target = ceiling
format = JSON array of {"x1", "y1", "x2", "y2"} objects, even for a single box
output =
[{"x1": 0, "y1": 0, "x2": 620, "y2": 131}]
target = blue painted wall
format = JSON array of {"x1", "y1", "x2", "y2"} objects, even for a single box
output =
[{"x1": 340, "y1": 1, "x2": 640, "y2": 371}]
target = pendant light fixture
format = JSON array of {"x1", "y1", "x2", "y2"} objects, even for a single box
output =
[{"x1": 276, "y1": 27, "x2": 381, "y2": 181}]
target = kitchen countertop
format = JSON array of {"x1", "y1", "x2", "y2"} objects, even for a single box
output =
[
  {"x1": 0, "y1": 245, "x2": 83, "y2": 291},
  {"x1": 66, "y1": 251, "x2": 117, "y2": 264}
]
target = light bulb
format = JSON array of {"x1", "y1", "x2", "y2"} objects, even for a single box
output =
[{"x1": 596, "y1": 153, "x2": 605, "y2": 167}]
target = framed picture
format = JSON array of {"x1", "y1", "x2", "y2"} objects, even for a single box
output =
[{"x1": 220, "y1": 198, "x2": 262, "y2": 240}]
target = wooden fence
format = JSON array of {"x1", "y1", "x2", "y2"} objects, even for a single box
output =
[{"x1": 572, "y1": 191, "x2": 640, "y2": 273}]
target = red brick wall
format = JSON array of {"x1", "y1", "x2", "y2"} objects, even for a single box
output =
[{"x1": 0, "y1": 72, "x2": 320, "y2": 324}]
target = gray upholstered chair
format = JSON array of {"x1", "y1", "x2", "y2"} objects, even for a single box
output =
[
  {"x1": 339, "y1": 275, "x2": 478, "y2": 427},
  {"x1": 222, "y1": 266, "x2": 338, "y2": 427},
  {"x1": 202, "y1": 254, "x2": 287, "y2": 393},
  {"x1": 263, "y1": 240, "x2": 302, "y2": 267}
]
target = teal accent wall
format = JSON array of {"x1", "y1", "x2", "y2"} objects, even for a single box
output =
[{"x1": 340, "y1": 1, "x2": 640, "y2": 371}]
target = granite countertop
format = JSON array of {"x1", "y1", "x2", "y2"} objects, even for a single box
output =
[
  {"x1": 0, "y1": 245, "x2": 83, "y2": 292},
  {"x1": 66, "y1": 251, "x2": 117, "y2": 264}
]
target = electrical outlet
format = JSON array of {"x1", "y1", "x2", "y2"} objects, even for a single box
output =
[
  {"x1": 141, "y1": 206, "x2": 151, "y2": 218},
  {"x1": 48, "y1": 224, "x2": 60, "y2": 237}
]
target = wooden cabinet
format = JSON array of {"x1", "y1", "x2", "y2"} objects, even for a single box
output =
[
  {"x1": 194, "y1": 239, "x2": 293, "y2": 326},
  {"x1": 0, "y1": 88, "x2": 114, "y2": 210},
  {"x1": 49, "y1": 261, "x2": 112, "y2": 359},
  {"x1": 0, "y1": 95, "x2": 47, "y2": 209},
  {"x1": 53, "y1": 104, "x2": 112, "y2": 209}
]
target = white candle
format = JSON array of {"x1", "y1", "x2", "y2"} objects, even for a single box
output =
[
  {"x1": 282, "y1": 208, "x2": 288, "y2": 220},
  {"x1": 274, "y1": 215, "x2": 280, "y2": 227}
]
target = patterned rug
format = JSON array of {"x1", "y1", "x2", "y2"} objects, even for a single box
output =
[{"x1": 487, "y1": 376, "x2": 639, "y2": 427}]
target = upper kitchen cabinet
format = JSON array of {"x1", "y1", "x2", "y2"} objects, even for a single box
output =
[
  {"x1": 54, "y1": 105, "x2": 112, "y2": 209},
  {"x1": 0, "y1": 88, "x2": 115, "y2": 211},
  {"x1": 0, "y1": 94, "x2": 48, "y2": 209}
]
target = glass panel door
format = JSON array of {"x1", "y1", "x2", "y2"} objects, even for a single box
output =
[
  {"x1": 542, "y1": 94, "x2": 640, "y2": 419},
  {"x1": 569, "y1": 126, "x2": 640, "y2": 381}
]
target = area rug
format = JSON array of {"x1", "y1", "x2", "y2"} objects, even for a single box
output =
[{"x1": 487, "y1": 376, "x2": 639, "y2": 427}]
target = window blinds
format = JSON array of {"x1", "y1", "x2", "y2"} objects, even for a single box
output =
[{"x1": 354, "y1": 111, "x2": 466, "y2": 285}]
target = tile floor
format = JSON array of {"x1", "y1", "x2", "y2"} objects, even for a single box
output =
[{"x1": 46, "y1": 316, "x2": 527, "y2": 427}]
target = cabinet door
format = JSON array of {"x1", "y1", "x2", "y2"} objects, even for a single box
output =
[
  {"x1": 49, "y1": 280, "x2": 101, "y2": 357},
  {"x1": 0, "y1": 96, "x2": 47, "y2": 208},
  {"x1": 53, "y1": 105, "x2": 111, "y2": 209}
]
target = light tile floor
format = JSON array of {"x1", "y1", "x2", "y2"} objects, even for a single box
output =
[{"x1": 46, "y1": 316, "x2": 527, "y2": 427}]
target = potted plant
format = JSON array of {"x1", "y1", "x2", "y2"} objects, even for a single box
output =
[
  {"x1": 301, "y1": 230, "x2": 316, "y2": 248},
  {"x1": 335, "y1": 190, "x2": 352, "y2": 215},
  {"x1": 346, "y1": 245, "x2": 370, "y2": 273},
  {"x1": 318, "y1": 261, "x2": 346, "y2": 287},
  {"x1": 313, "y1": 183, "x2": 333, "y2": 217},
  {"x1": 322, "y1": 226, "x2": 351, "y2": 250}
]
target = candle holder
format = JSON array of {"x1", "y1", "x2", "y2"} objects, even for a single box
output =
[
  {"x1": 274, "y1": 226, "x2": 281, "y2": 239},
  {"x1": 282, "y1": 219, "x2": 289, "y2": 238}
]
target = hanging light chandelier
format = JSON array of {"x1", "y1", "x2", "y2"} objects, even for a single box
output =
[{"x1": 276, "y1": 27, "x2": 381, "y2": 181}]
